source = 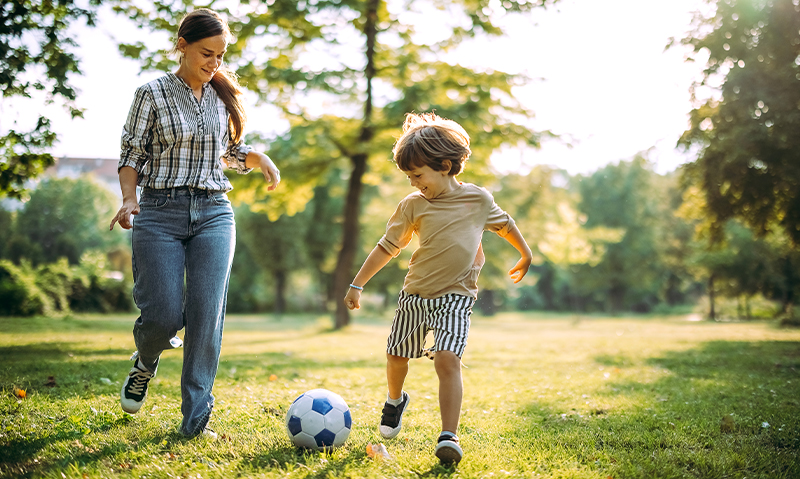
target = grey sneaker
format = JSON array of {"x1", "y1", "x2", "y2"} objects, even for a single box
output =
[
  {"x1": 379, "y1": 391, "x2": 410, "y2": 439},
  {"x1": 435, "y1": 432, "x2": 463, "y2": 465},
  {"x1": 120, "y1": 357, "x2": 155, "y2": 414}
]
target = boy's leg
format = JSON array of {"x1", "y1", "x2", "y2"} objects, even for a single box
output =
[
  {"x1": 433, "y1": 350, "x2": 462, "y2": 433},
  {"x1": 428, "y1": 294, "x2": 474, "y2": 464},
  {"x1": 381, "y1": 354, "x2": 411, "y2": 438},
  {"x1": 386, "y1": 353, "x2": 409, "y2": 400},
  {"x1": 382, "y1": 292, "x2": 427, "y2": 438}
]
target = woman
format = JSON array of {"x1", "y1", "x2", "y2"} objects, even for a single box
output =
[{"x1": 109, "y1": 8, "x2": 280, "y2": 438}]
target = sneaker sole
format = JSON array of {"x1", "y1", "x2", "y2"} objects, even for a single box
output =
[
  {"x1": 435, "y1": 440, "x2": 463, "y2": 465},
  {"x1": 120, "y1": 381, "x2": 146, "y2": 414}
]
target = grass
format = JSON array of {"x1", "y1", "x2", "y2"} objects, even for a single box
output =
[{"x1": 1, "y1": 311, "x2": 799, "y2": 478}]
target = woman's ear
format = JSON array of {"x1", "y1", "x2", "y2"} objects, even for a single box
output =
[{"x1": 176, "y1": 37, "x2": 187, "y2": 53}]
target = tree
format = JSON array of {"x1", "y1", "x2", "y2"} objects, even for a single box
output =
[
  {"x1": 235, "y1": 204, "x2": 306, "y2": 314},
  {"x1": 576, "y1": 157, "x2": 670, "y2": 312},
  {"x1": 0, "y1": 0, "x2": 99, "y2": 199},
  {"x1": 117, "y1": 0, "x2": 559, "y2": 327},
  {"x1": 677, "y1": 0, "x2": 800, "y2": 244},
  {"x1": 8, "y1": 176, "x2": 126, "y2": 265}
]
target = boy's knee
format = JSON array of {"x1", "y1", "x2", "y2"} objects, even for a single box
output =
[
  {"x1": 433, "y1": 351, "x2": 461, "y2": 374},
  {"x1": 386, "y1": 353, "x2": 410, "y2": 365}
]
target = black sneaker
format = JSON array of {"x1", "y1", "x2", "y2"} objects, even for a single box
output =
[
  {"x1": 120, "y1": 356, "x2": 155, "y2": 414},
  {"x1": 379, "y1": 391, "x2": 410, "y2": 439},
  {"x1": 435, "y1": 432, "x2": 463, "y2": 465}
]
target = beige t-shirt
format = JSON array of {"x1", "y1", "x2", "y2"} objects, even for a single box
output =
[{"x1": 378, "y1": 183, "x2": 516, "y2": 299}]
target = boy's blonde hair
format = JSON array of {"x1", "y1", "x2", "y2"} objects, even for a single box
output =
[{"x1": 392, "y1": 112, "x2": 471, "y2": 175}]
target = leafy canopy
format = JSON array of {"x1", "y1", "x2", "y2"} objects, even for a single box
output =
[
  {"x1": 0, "y1": 0, "x2": 99, "y2": 199},
  {"x1": 677, "y1": 0, "x2": 800, "y2": 244}
]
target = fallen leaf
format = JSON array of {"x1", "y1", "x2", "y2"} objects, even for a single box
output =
[
  {"x1": 269, "y1": 374, "x2": 278, "y2": 381},
  {"x1": 13, "y1": 387, "x2": 26, "y2": 399},
  {"x1": 720, "y1": 415, "x2": 735, "y2": 433},
  {"x1": 366, "y1": 443, "x2": 392, "y2": 460}
]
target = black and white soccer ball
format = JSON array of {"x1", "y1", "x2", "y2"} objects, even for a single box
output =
[{"x1": 285, "y1": 388, "x2": 352, "y2": 451}]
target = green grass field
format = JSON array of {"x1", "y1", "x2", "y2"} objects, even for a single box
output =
[{"x1": 1, "y1": 312, "x2": 799, "y2": 478}]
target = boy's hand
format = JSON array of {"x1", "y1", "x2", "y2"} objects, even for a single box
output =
[
  {"x1": 344, "y1": 288, "x2": 362, "y2": 310},
  {"x1": 508, "y1": 256, "x2": 531, "y2": 283}
]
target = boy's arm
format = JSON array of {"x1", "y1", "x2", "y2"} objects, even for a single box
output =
[
  {"x1": 344, "y1": 245, "x2": 393, "y2": 310},
  {"x1": 503, "y1": 225, "x2": 533, "y2": 283}
]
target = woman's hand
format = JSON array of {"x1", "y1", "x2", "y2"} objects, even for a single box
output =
[
  {"x1": 246, "y1": 152, "x2": 280, "y2": 191},
  {"x1": 110, "y1": 198, "x2": 140, "y2": 230},
  {"x1": 260, "y1": 155, "x2": 281, "y2": 191}
]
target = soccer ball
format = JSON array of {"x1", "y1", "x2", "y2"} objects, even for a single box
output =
[{"x1": 285, "y1": 389, "x2": 352, "y2": 451}]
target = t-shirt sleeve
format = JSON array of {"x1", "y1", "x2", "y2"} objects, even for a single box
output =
[
  {"x1": 377, "y1": 199, "x2": 415, "y2": 258},
  {"x1": 485, "y1": 196, "x2": 516, "y2": 237}
]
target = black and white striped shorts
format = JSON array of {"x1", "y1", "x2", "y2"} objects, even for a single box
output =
[{"x1": 386, "y1": 291, "x2": 475, "y2": 359}]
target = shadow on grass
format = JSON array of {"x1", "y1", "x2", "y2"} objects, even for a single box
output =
[
  {"x1": 511, "y1": 340, "x2": 800, "y2": 478},
  {"x1": 0, "y1": 410, "x2": 134, "y2": 470}
]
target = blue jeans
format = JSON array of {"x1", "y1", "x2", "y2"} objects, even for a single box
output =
[{"x1": 131, "y1": 186, "x2": 235, "y2": 437}]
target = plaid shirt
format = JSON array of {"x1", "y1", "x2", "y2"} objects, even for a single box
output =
[{"x1": 119, "y1": 73, "x2": 253, "y2": 191}]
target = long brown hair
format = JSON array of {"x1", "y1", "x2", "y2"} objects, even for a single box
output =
[{"x1": 174, "y1": 9, "x2": 246, "y2": 143}]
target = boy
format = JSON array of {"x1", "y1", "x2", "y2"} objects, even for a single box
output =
[{"x1": 344, "y1": 112, "x2": 532, "y2": 465}]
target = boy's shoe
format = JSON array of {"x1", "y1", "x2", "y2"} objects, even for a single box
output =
[
  {"x1": 120, "y1": 356, "x2": 155, "y2": 414},
  {"x1": 435, "y1": 432, "x2": 463, "y2": 465},
  {"x1": 379, "y1": 391, "x2": 410, "y2": 439}
]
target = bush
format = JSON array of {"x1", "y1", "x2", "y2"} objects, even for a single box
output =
[{"x1": 0, "y1": 251, "x2": 134, "y2": 317}]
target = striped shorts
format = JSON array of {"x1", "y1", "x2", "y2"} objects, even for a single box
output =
[{"x1": 386, "y1": 291, "x2": 475, "y2": 359}]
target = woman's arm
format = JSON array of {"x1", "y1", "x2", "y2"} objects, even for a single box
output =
[
  {"x1": 245, "y1": 151, "x2": 281, "y2": 191},
  {"x1": 109, "y1": 166, "x2": 140, "y2": 230}
]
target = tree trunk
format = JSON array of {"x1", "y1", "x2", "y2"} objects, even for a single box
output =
[
  {"x1": 332, "y1": 0, "x2": 378, "y2": 329},
  {"x1": 478, "y1": 289, "x2": 497, "y2": 316},
  {"x1": 708, "y1": 274, "x2": 716, "y2": 321},
  {"x1": 333, "y1": 153, "x2": 368, "y2": 328},
  {"x1": 781, "y1": 255, "x2": 796, "y2": 318},
  {"x1": 274, "y1": 269, "x2": 286, "y2": 315}
]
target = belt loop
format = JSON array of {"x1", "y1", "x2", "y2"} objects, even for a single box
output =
[{"x1": 171, "y1": 187, "x2": 176, "y2": 198}]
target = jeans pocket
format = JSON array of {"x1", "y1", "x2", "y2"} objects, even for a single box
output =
[
  {"x1": 140, "y1": 195, "x2": 170, "y2": 208},
  {"x1": 209, "y1": 193, "x2": 230, "y2": 206}
]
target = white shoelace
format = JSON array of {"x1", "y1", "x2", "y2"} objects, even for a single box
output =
[{"x1": 126, "y1": 367, "x2": 153, "y2": 395}]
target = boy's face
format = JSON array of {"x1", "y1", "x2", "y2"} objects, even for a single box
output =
[{"x1": 403, "y1": 165, "x2": 453, "y2": 199}]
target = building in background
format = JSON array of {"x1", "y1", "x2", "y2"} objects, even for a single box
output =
[{"x1": 43, "y1": 157, "x2": 120, "y2": 196}]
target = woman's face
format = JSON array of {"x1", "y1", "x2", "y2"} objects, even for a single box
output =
[{"x1": 177, "y1": 34, "x2": 227, "y2": 87}]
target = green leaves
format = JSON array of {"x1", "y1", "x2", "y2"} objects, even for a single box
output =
[
  {"x1": 678, "y1": 0, "x2": 800, "y2": 244},
  {"x1": 0, "y1": 0, "x2": 100, "y2": 199}
]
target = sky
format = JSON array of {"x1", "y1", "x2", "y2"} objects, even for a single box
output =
[{"x1": 4, "y1": 0, "x2": 710, "y2": 177}]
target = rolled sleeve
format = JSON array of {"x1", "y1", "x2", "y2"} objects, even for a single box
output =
[
  {"x1": 485, "y1": 199, "x2": 516, "y2": 237},
  {"x1": 119, "y1": 86, "x2": 154, "y2": 173},
  {"x1": 379, "y1": 201, "x2": 414, "y2": 258},
  {"x1": 378, "y1": 237, "x2": 403, "y2": 258},
  {"x1": 222, "y1": 139, "x2": 254, "y2": 174},
  {"x1": 494, "y1": 215, "x2": 516, "y2": 237}
]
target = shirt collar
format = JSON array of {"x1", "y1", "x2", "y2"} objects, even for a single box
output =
[{"x1": 168, "y1": 72, "x2": 210, "y2": 91}]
